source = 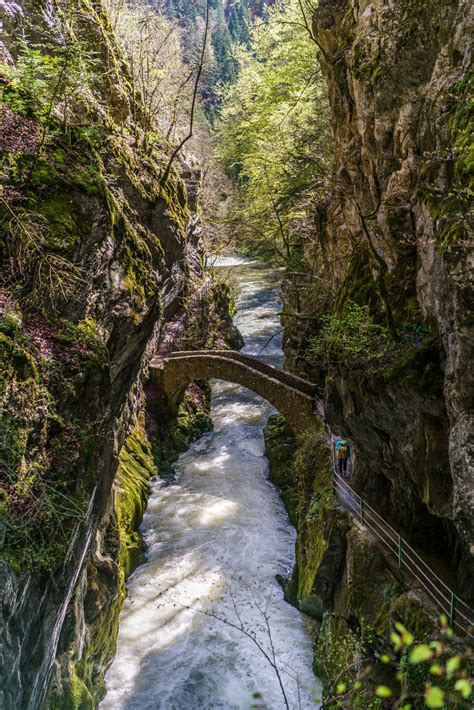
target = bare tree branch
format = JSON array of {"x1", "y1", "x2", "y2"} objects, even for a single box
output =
[{"x1": 160, "y1": 0, "x2": 210, "y2": 186}]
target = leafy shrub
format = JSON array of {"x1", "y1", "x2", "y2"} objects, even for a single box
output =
[
  {"x1": 304, "y1": 300, "x2": 392, "y2": 367},
  {"x1": 326, "y1": 618, "x2": 473, "y2": 708},
  {"x1": 1, "y1": 40, "x2": 98, "y2": 125}
]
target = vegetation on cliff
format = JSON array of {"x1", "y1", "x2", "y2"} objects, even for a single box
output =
[
  {"x1": 0, "y1": 1, "x2": 183, "y2": 574},
  {"x1": 1, "y1": 0, "x2": 472, "y2": 707}
]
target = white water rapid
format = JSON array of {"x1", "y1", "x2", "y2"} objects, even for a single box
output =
[{"x1": 101, "y1": 258, "x2": 321, "y2": 709}]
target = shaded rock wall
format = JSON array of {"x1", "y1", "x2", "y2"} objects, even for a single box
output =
[{"x1": 283, "y1": 0, "x2": 473, "y2": 598}]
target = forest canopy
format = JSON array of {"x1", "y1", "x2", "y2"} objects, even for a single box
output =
[{"x1": 216, "y1": 0, "x2": 332, "y2": 264}]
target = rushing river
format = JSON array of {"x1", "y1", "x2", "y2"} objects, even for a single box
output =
[{"x1": 102, "y1": 258, "x2": 320, "y2": 709}]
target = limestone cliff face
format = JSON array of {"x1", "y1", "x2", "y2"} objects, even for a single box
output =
[
  {"x1": 283, "y1": 0, "x2": 473, "y2": 598},
  {"x1": 0, "y1": 2, "x2": 210, "y2": 707}
]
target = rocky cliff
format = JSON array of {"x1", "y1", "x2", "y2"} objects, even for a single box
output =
[
  {"x1": 0, "y1": 1, "x2": 230, "y2": 707},
  {"x1": 282, "y1": 0, "x2": 472, "y2": 599},
  {"x1": 272, "y1": 0, "x2": 472, "y2": 703}
]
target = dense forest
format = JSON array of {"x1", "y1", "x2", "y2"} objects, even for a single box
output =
[{"x1": 0, "y1": 0, "x2": 472, "y2": 708}]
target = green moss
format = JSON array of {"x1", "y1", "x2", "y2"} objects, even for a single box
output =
[
  {"x1": 159, "y1": 172, "x2": 190, "y2": 235},
  {"x1": 335, "y1": 246, "x2": 379, "y2": 317},
  {"x1": 383, "y1": 335, "x2": 443, "y2": 395},
  {"x1": 69, "y1": 165, "x2": 102, "y2": 196},
  {"x1": 390, "y1": 593, "x2": 434, "y2": 641},
  {"x1": 99, "y1": 180, "x2": 156, "y2": 307},
  {"x1": 53, "y1": 148, "x2": 66, "y2": 165},
  {"x1": 0, "y1": 412, "x2": 26, "y2": 473},
  {"x1": 264, "y1": 415, "x2": 299, "y2": 524},
  {"x1": 37, "y1": 195, "x2": 79, "y2": 250},
  {"x1": 0, "y1": 331, "x2": 38, "y2": 385},
  {"x1": 0, "y1": 310, "x2": 23, "y2": 337},
  {"x1": 282, "y1": 427, "x2": 337, "y2": 604},
  {"x1": 351, "y1": 35, "x2": 382, "y2": 83},
  {"x1": 49, "y1": 667, "x2": 94, "y2": 710},
  {"x1": 115, "y1": 421, "x2": 156, "y2": 576},
  {"x1": 29, "y1": 158, "x2": 59, "y2": 188},
  {"x1": 314, "y1": 615, "x2": 363, "y2": 687},
  {"x1": 57, "y1": 419, "x2": 157, "y2": 707}
]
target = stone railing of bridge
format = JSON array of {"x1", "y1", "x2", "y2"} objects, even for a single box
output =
[{"x1": 149, "y1": 350, "x2": 318, "y2": 439}]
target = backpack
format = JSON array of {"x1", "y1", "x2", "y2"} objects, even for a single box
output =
[{"x1": 337, "y1": 444, "x2": 348, "y2": 459}]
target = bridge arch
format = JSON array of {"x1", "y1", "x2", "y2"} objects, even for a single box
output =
[{"x1": 149, "y1": 351, "x2": 317, "y2": 439}]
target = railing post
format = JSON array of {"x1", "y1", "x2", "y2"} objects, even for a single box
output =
[
  {"x1": 359, "y1": 497, "x2": 365, "y2": 525},
  {"x1": 398, "y1": 535, "x2": 403, "y2": 568},
  {"x1": 450, "y1": 592, "x2": 456, "y2": 628}
]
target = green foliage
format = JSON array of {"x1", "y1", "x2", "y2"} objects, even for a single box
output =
[
  {"x1": 1, "y1": 47, "x2": 65, "y2": 119},
  {"x1": 331, "y1": 619, "x2": 473, "y2": 708},
  {"x1": 305, "y1": 300, "x2": 392, "y2": 367},
  {"x1": 305, "y1": 495, "x2": 321, "y2": 524},
  {"x1": 0, "y1": 310, "x2": 107, "y2": 574},
  {"x1": 217, "y1": 0, "x2": 332, "y2": 261},
  {"x1": 1, "y1": 38, "x2": 98, "y2": 125},
  {"x1": 411, "y1": 644, "x2": 435, "y2": 664}
]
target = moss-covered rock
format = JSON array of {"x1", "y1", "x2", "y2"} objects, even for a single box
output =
[
  {"x1": 47, "y1": 417, "x2": 156, "y2": 708},
  {"x1": 264, "y1": 415, "x2": 298, "y2": 524}
]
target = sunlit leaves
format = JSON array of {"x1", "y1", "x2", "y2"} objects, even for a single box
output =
[
  {"x1": 409, "y1": 644, "x2": 434, "y2": 664},
  {"x1": 395, "y1": 622, "x2": 414, "y2": 647},
  {"x1": 454, "y1": 678, "x2": 472, "y2": 699},
  {"x1": 375, "y1": 685, "x2": 392, "y2": 698},
  {"x1": 217, "y1": 0, "x2": 332, "y2": 261},
  {"x1": 391, "y1": 631, "x2": 403, "y2": 652},
  {"x1": 446, "y1": 655, "x2": 461, "y2": 675},
  {"x1": 424, "y1": 685, "x2": 445, "y2": 707}
]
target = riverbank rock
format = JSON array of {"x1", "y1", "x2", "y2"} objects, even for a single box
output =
[{"x1": 264, "y1": 420, "x2": 444, "y2": 704}]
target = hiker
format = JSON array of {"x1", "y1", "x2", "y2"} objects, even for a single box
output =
[{"x1": 335, "y1": 437, "x2": 351, "y2": 477}]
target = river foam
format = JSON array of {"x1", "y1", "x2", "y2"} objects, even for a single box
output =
[{"x1": 101, "y1": 260, "x2": 320, "y2": 709}]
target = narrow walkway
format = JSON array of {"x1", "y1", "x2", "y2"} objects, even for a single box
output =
[{"x1": 331, "y1": 454, "x2": 474, "y2": 639}]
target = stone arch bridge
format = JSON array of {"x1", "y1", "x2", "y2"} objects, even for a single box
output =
[{"x1": 149, "y1": 350, "x2": 319, "y2": 438}]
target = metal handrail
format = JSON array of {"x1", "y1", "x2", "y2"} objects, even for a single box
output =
[{"x1": 331, "y1": 460, "x2": 474, "y2": 639}]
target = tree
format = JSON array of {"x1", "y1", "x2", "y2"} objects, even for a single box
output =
[
  {"x1": 104, "y1": 0, "x2": 194, "y2": 147},
  {"x1": 216, "y1": 0, "x2": 332, "y2": 266}
]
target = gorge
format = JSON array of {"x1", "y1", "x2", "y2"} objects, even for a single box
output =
[{"x1": 0, "y1": 1, "x2": 473, "y2": 709}]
